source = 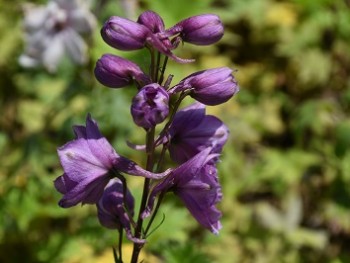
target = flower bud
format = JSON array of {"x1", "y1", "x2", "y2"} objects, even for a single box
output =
[
  {"x1": 97, "y1": 179, "x2": 145, "y2": 243},
  {"x1": 94, "y1": 54, "x2": 150, "y2": 88},
  {"x1": 131, "y1": 83, "x2": 169, "y2": 129},
  {"x1": 101, "y1": 16, "x2": 150, "y2": 50},
  {"x1": 97, "y1": 179, "x2": 134, "y2": 230},
  {"x1": 137, "y1": 10, "x2": 165, "y2": 33},
  {"x1": 172, "y1": 67, "x2": 239, "y2": 105},
  {"x1": 167, "y1": 14, "x2": 224, "y2": 45}
]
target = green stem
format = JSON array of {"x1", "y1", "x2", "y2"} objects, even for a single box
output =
[
  {"x1": 155, "y1": 51, "x2": 161, "y2": 82},
  {"x1": 155, "y1": 91, "x2": 188, "y2": 146},
  {"x1": 144, "y1": 193, "x2": 165, "y2": 236},
  {"x1": 158, "y1": 56, "x2": 169, "y2": 85},
  {"x1": 118, "y1": 229, "x2": 123, "y2": 262},
  {"x1": 130, "y1": 128, "x2": 155, "y2": 263}
]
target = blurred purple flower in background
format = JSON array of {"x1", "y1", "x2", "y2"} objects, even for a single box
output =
[{"x1": 19, "y1": 0, "x2": 96, "y2": 72}]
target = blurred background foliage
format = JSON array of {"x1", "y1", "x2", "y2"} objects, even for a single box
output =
[{"x1": 1, "y1": 0, "x2": 350, "y2": 262}]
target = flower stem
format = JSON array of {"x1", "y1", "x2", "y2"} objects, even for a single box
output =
[
  {"x1": 118, "y1": 229, "x2": 123, "y2": 262},
  {"x1": 131, "y1": 128, "x2": 155, "y2": 263},
  {"x1": 144, "y1": 192, "x2": 165, "y2": 236},
  {"x1": 155, "y1": 91, "x2": 188, "y2": 146}
]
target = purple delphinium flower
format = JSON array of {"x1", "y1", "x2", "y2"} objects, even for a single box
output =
[
  {"x1": 54, "y1": 114, "x2": 169, "y2": 208},
  {"x1": 19, "y1": 0, "x2": 96, "y2": 72},
  {"x1": 131, "y1": 83, "x2": 169, "y2": 129},
  {"x1": 143, "y1": 148, "x2": 222, "y2": 234},
  {"x1": 94, "y1": 54, "x2": 151, "y2": 88},
  {"x1": 170, "y1": 67, "x2": 239, "y2": 106},
  {"x1": 164, "y1": 14, "x2": 224, "y2": 46},
  {"x1": 97, "y1": 179, "x2": 145, "y2": 243},
  {"x1": 168, "y1": 102, "x2": 229, "y2": 164}
]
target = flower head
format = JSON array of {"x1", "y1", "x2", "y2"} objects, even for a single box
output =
[
  {"x1": 143, "y1": 148, "x2": 222, "y2": 234},
  {"x1": 131, "y1": 83, "x2": 169, "y2": 129},
  {"x1": 168, "y1": 102, "x2": 229, "y2": 164},
  {"x1": 19, "y1": 0, "x2": 96, "y2": 72},
  {"x1": 54, "y1": 114, "x2": 169, "y2": 208},
  {"x1": 94, "y1": 54, "x2": 150, "y2": 88},
  {"x1": 170, "y1": 67, "x2": 239, "y2": 105}
]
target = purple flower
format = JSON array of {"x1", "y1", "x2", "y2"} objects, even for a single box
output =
[
  {"x1": 165, "y1": 14, "x2": 224, "y2": 46},
  {"x1": 131, "y1": 83, "x2": 169, "y2": 129},
  {"x1": 54, "y1": 114, "x2": 169, "y2": 208},
  {"x1": 168, "y1": 102, "x2": 229, "y2": 164},
  {"x1": 101, "y1": 12, "x2": 194, "y2": 63},
  {"x1": 94, "y1": 54, "x2": 150, "y2": 88},
  {"x1": 143, "y1": 148, "x2": 223, "y2": 234},
  {"x1": 170, "y1": 67, "x2": 239, "y2": 105},
  {"x1": 19, "y1": 0, "x2": 96, "y2": 72},
  {"x1": 97, "y1": 179, "x2": 144, "y2": 243}
]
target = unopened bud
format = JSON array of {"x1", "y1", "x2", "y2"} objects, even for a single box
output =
[
  {"x1": 101, "y1": 16, "x2": 150, "y2": 50},
  {"x1": 131, "y1": 83, "x2": 169, "y2": 129},
  {"x1": 94, "y1": 54, "x2": 150, "y2": 88},
  {"x1": 172, "y1": 67, "x2": 239, "y2": 105}
]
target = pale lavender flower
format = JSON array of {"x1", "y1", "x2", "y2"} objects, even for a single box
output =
[
  {"x1": 97, "y1": 179, "x2": 145, "y2": 243},
  {"x1": 19, "y1": 0, "x2": 96, "y2": 72},
  {"x1": 54, "y1": 114, "x2": 169, "y2": 208},
  {"x1": 143, "y1": 148, "x2": 223, "y2": 234},
  {"x1": 131, "y1": 83, "x2": 169, "y2": 129},
  {"x1": 170, "y1": 67, "x2": 239, "y2": 105},
  {"x1": 94, "y1": 54, "x2": 151, "y2": 88},
  {"x1": 168, "y1": 102, "x2": 229, "y2": 164}
]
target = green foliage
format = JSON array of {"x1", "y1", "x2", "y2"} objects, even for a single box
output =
[{"x1": 1, "y1": 0, "x2": 350, "y2": 262}]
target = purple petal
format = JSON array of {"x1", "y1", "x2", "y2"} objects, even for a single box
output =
[
  {"x1": 58, "y1": 175, "x2": 110, "y2": 207},
  {"x1": 54, "y1": 173, "x2": 77, "y2": 194},
  {"x1": 170, "y1": 102, "x2": 205, "y2": 134},
  {"x1": 175, "y1": 164, "x2": 222, "y2": 234},
  {"x1": 169, "y1": 103, "x2": 229, "y2": 163},
  {"x1": 143, "y1": 148, "x2": 212, "y2": 218}
]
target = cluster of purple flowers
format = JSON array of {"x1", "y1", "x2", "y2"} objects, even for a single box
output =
[{"x1": 54, "y1": 9, "x2": 239, "y2": 253}]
